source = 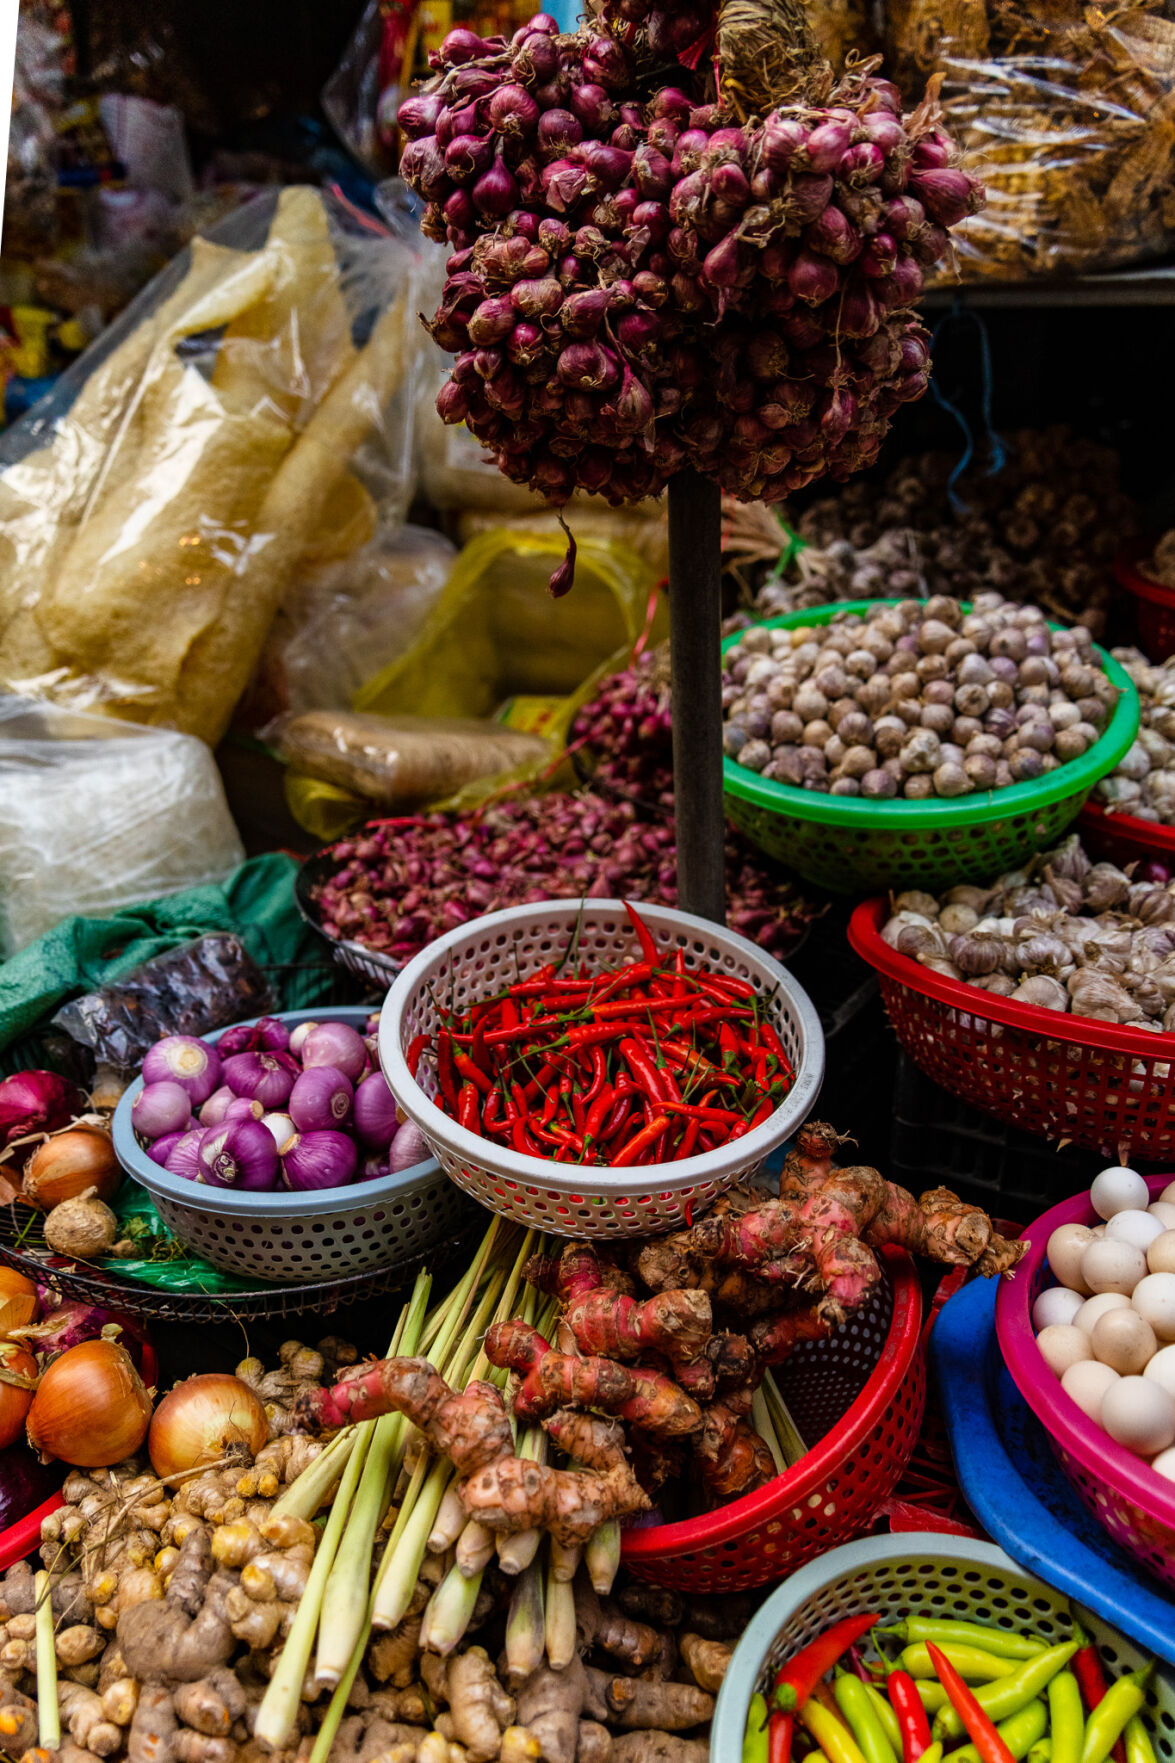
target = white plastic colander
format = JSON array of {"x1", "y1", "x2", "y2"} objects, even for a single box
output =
[
  {"x1": 711, "y1": 1534, "x2": 1175, "y2": 1763},
  {"x1": 379, "y1": 899, "x2": 824, "y2": 1237}
]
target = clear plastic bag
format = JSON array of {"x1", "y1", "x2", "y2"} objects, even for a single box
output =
[
  {"x1": 0, "y1": 697, "x2": 245, "y2": 956},
  {"x1": 889, "y1": 2, "x2": 1175, "y2": 279},
  {"x1": 0, "y1": 183, "x2": 430, "y2": 744},
  {"x1": 52, "y1": 934, "x2": 271, "y2": 1073},
  {"x1": 271, "y1": 711, "x2": 549, "y2": 805},
  {"x1": 256, "y1": 522, "x2": 458, "y2": 720}
]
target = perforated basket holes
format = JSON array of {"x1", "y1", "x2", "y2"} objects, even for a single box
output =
[
  {"x1": 153, "y1": 1176, "x2": 469, "y2": 1284},
  {"x1": 877, "y1": 974, "x2": 1175, "y2": 1161},
  {"x1": 445, "y1": 1158, "x2": 737, "y2": 1238},
  {"x1": 725, "y1": 792, "x2": 1088, "y2": 896},
  {"x1": 1052, "y1": 1439, "x2": 1175, "y2": 1595},
  {"x1": 777, "y1": 1277, "x2": 892, "y2": 1443},
  {"x1": 1138, "y1": 598, "x2": 1175, "y2": 668}
]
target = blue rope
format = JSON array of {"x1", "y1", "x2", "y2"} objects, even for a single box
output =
[{"x1": 928, "y1": 300, "x2": 1008, "y2": 514}]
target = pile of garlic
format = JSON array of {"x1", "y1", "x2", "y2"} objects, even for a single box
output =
[
  {"x1": 1036, "y1": 1165, "x2": 1175, "y2": 1473},
  {"x1": 1093, "y1": 648, "x2": 1175, "y2": 823},
  {"x1": 881, "y1": 835, "x2": 1175, "y2": 1027}
]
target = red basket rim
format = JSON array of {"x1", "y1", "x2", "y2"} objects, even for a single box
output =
[
  {"x1": 620, "y1": 1245, "x2": 921, "y2": 1561},
  {"x1": 1078, "y1": 799, "x2": 1175, "y2": 860},
  {"x1": 994, "y1": 1177, "x2": 1175, "y2": 1533},
  {"x1": 848, "y1": 896, "x2": 1175, "y2": 1061},
  {"x1": 1114, "y1": 538, "x2": 1175, "y2": 612}
]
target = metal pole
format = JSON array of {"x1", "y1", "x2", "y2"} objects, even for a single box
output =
[{"x1": 668, "y1": 468, "x2": 726, "y2": 924}]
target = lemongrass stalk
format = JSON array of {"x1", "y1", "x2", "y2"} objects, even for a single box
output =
[
  {"x1": 308, "y1": 1615, "x2": 371, "y2": 1763},
  {"x1": 496, "y1": 1430, "x2": 547, "y2": 1573},
  {"x1": 314, "y1": 1273, "x2": 431, "y2": 1688},
  {"x1": 371, "y1": 1457, "x2": 450, "y2": 1631},
  {"x1": 763, "y1": 1370, "x2": 808, "y2": 1465},
  {"x1": 584, "y1": 1519, "x2": 621, "y2": 1595},
  {"x1": 544, "y1": 1550, "x2": 577, "y2": 1669},
  {"x1": 420, "y1": 1559, "x2": 483, "y2": 1656},
  {"x1": 269, "y1": 1424, "x2": 357, "y2": 1522},
  {"x1": 428, "y1": 1483, "x2": 468, "y2": 1555},
  {"x1": 463, "y1": 1227, "x2": 539, "y2": 1388},
  {"x1": 456, "y1": 1519, "x2": 496, "y2": 1578},
  {"x1": 548, "y1": 1538, "x2": 580, "y2": 1583},
  {"x1": 752, "y1": 1385, "x2": 787, "y2": 1476},
  {"x1": 505, "y1": 1557, "x2": 546, "y2": 1685},
  {"x1": 447, "y1": 1264, "x2": 511, "y2": 1387},
  {"x1": 254, "y1": 1426, "x2": 372, "y2": 1749},
  {"x1": 424, "y1": 1217, "x2": 506, "y2": 1367},
  {"x1": 34, "y1": 1571, "x2": 58, "y2": 1749}
]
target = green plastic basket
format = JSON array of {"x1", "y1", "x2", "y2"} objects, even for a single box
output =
[{"x1": 722, "y1": 603, "x2": 1140, "y2": 894}]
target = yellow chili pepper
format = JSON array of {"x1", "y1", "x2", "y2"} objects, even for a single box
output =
[
  {"x1": 902, "y1": 1644, "x2": 1019, "y2": 1683},
  {"x1": 801, "y1": 1698, "x2": 870, "y2": 1763}
]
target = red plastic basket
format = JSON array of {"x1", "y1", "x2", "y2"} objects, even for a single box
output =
[
  {"x1": 1078, "y1": 799, "x2": 1175, "y2": 876},
  {"x1": 996, "y1": 1176, "x2": 1175, "y2": 1592},
  {"x1": 1115, "y1": 539, "x2": 1175, "y2": 663},
  {"x1": 849, "y1": 896, "x2": 1175, "y2": 1159},
  {"x1": 620, "y1": 1247, "x2": 924, "y2": 1593}
]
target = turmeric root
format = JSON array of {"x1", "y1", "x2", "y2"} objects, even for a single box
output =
[
  {"x1": 611, "y1": 1737, "x2": 707, "y2": 1763},
  {"x1": 572, "y1": 1584, "x2": 658, "y2": 1671},
  {"x1": 297, "y1": 1362, "x2": 649, "y2": 1546},
  {"x1": 585, "y1": 1671, "x2": 712, "y2": 1733},
  {"x1": 524, "y1": 1247, "x2": 711, "y2": 1368},
  {"x1": 692, "y1": 1390, "x2": 775, "y2": 1504},
  {"x1": 678, "y1": 1634, "x2": 733, "y2": 1694},
  {"x1": 484, "y1": 1325, "x2": 701, "y2": 1440}
]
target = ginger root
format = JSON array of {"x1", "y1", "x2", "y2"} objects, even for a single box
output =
[{"x1": 524, "y1": 1247, "x2": 711, "y2": 1368}]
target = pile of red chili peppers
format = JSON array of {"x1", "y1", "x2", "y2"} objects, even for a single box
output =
[{"x1": 407, "y1": 903, "x2": 794, "y2": 1167}]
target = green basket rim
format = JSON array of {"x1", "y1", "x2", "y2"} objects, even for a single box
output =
[{"x1": 721, "y1": 601, "x2": 1140, "y2": 831}]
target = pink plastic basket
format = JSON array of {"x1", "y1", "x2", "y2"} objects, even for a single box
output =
[{"x1": 995, "y1": 1176, "x2": 1175, "y2": 1593}]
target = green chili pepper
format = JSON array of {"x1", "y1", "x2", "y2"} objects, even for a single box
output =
[
  {"x1": 1029, "y1": 1740, "x2": 1054, "y2": 1763},
  {"x1": 864, "y1": 1682, "x2": 904, "y2": 1758},
  {"x1": 933, "y1": 1644, "x2": 1080, "y2": 1743},
  {"x1": 950, "y1": 1697, "x2": 1049, "y2": 1763},
  {"x1": 744, "y1": 1692, "x2": 769, "y2": 1763},
  {"x1": 914, "y1": 1684, "x2": 950, "y2": 1715},
  {"x1": 1080, "y1": 1671, "x2": 1153, "y2": 1763},
  {"x1": 884, "y1": 1622, "x2": 1048, "y2": 1662},
  {"x1": 903, "y1": 1645, "x2": 1019, "y2": 1683},
  {"x1": 1048, "y1": 1671, "x2": 1085, "y2": 1763},
  {"x1": 1124, "y1": 1716, "x2": 1158, "y2": 1763},
  {"x1": 836, "y1": 1673, "x2": 900, "y2": 1763}
]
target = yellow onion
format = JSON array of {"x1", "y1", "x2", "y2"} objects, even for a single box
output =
[
  {"x1": 27, "y1": 1339, "x2": 152, "y2": 1467},
  {"x1": 0, "y1": 1268, "x2": 38, "y2": 1336},
  {"x1": 148, "y1": 1374, "x2": 267, "y2": 1480},
  {"x1": 0, "y1": 1343, "x2": 38, "y2": 1449},
  {"x1": 23, "y1": 1127, "x2": 121, "y2": 1211}
]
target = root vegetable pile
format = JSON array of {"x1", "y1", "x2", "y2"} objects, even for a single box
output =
[
  {"x1": 401, "y1": 6, "x2": 982, "y2": 525},
  {"x1": 409, "y1": 901, "x2": 794, "y2": 1164},
  {"x1": 881, "y1": 834, "x2": 1175, "y2": 1027},
  {"x1": 1093, "y1": 649, "x2": 1175, "y2": 823},
  {"x1": 723, "y1": 591, "x2": 1120, "y2": 800}
]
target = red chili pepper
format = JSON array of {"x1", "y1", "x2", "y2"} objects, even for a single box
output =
[
  {"x1": 457, "y1": 1081, "x2": 480, "y2": 1133},
  {"x1": 766, "y1": 1613, "x2": 881, "y2": 1763},
  {"x1": 620, "y1": 1036, "x2": 669, "y2": 1105},
  {"x1": 584, "y1": 1084, "x2": 614, "y2": 1143},
  {"x1": 602, "y1": 1096, "x2": 632, "y2": 1139},
  {"x1": 659, "y1": 1042, "x2": 742, "y2": 1087},
  {"x1": 660, "y1": 1100, "x2": 741, "y2": 1125},
  {"x1": 406, "y1": 1035, "x2": 428, "y2": 1079},
  {"x1": 436, "y1": 1034, "x2": 459, "y2": 1107},
  {"x1": 481, "y1": 1091, "x2": 504, "y2": 1134},
  {"x1": 717, "y1": 1022, "x2": 740, "y2": 1066},
  {"x1": 511, "y1": 1117, "x2": 540, "y2": 1157},
  {"x1": 768, "y1": 1713, "x2": 792, "y2": 1763},
  {"x1": 678, "y1": 1116, "x2": 701, "y2": 1159},
  {"x1": 609, "y1": 1113, "x2": 669, "y2": 1166},
  {"x1": 1072, "y1": 1625, "x2": 1128, "y2": 1763},
  {"x1": 624, "y1": 899, "x2": 661, "y2": 965},
  {"x1": 571, "y1": 1090, "x2": 586, "y2": 1134},
  {"x1": 924, "y1": 1644, "x2": 1015, "y2": 1763},
  {"x1": 584, "y1": 1045, "x2": 607, "y2": 1103},
  {"x1": 750, "y1": 1097, "x2": 775, "y2": 1129},
  {"x1": 887, "y1": 1670, "x2": 933, "y2": 1763},
  {"x1": 454, "y1": 1051, "x2": 493, "y2": 1095}
]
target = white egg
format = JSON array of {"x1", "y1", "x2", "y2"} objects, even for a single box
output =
[
  {"x1": 1091, "y1": 1225, "x2": 1107, "y2": 1237},
  {"x1": 1102, "y1": 1377, "x2": 1175, "y2": 1456},
  {"x1": 1091, "y1": 1308, "x2": 1158, "y2": 1376},
  {"x1": 1150, "y1": 1446, "x2": 1175, "y2": 1483},
  {"x1": 1037, "y1": 1324, "x2": 1094, "y2": 1377},
  {"x1": 1062, "y1": 1358, "x2": 1119, "y2": 1422},
  {"x1": 1047, "y1": 1223, "x2": 1096, "y2": 1294},
  {"x1": 1147, "y1": 1231, "x2": 1175, "y2": 1276},
  {"x1": 1161, "y1": 1181, "x2": 1175, "y2": 1205},
  {"x1": 1132, "y1": 1271, "x2": 1175, "y2": 1342},
  {"x1": 1144, "y1": 1343, "x2": 1175, "y2": 1399},
  {"x1": 1083, "y1": 1237, "x2": 1148, "y2": 1297},
  {"x1": 1149, "y1": 1202, "x2": 1175, "y2": 1230},
  {"x1": 1106, "y1": 1209, "x2": 1165, "y2": 1251},
  {"x1": 1074, "y1": 1292, "x2": 1132, "y2": 1334},
  {"x1": 1091, "y1": 1166, "x2": 1150, "y2": 1219},
  {"x1": 1033, "y1": 1287, "x2": 1085, "y2": 1331}
]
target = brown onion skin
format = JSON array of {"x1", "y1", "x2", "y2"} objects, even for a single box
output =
[
  {"x1": 27, "y1": 1339, "x2": 152, "y2": 1468},
  {"x1": 23, "y1": 1127, "x2": 121, "y2": 1212},
  {"x1": 0, "y1": 1345, "x2": 36, "y2": 1450},
  {"x1": 148, "y1": 1374, "x2": 268, "y2": 1479}
]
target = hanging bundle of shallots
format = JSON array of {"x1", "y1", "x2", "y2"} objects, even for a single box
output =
[{"x1": 399, "y1": 7, "x2": 983, "y2": 523}]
